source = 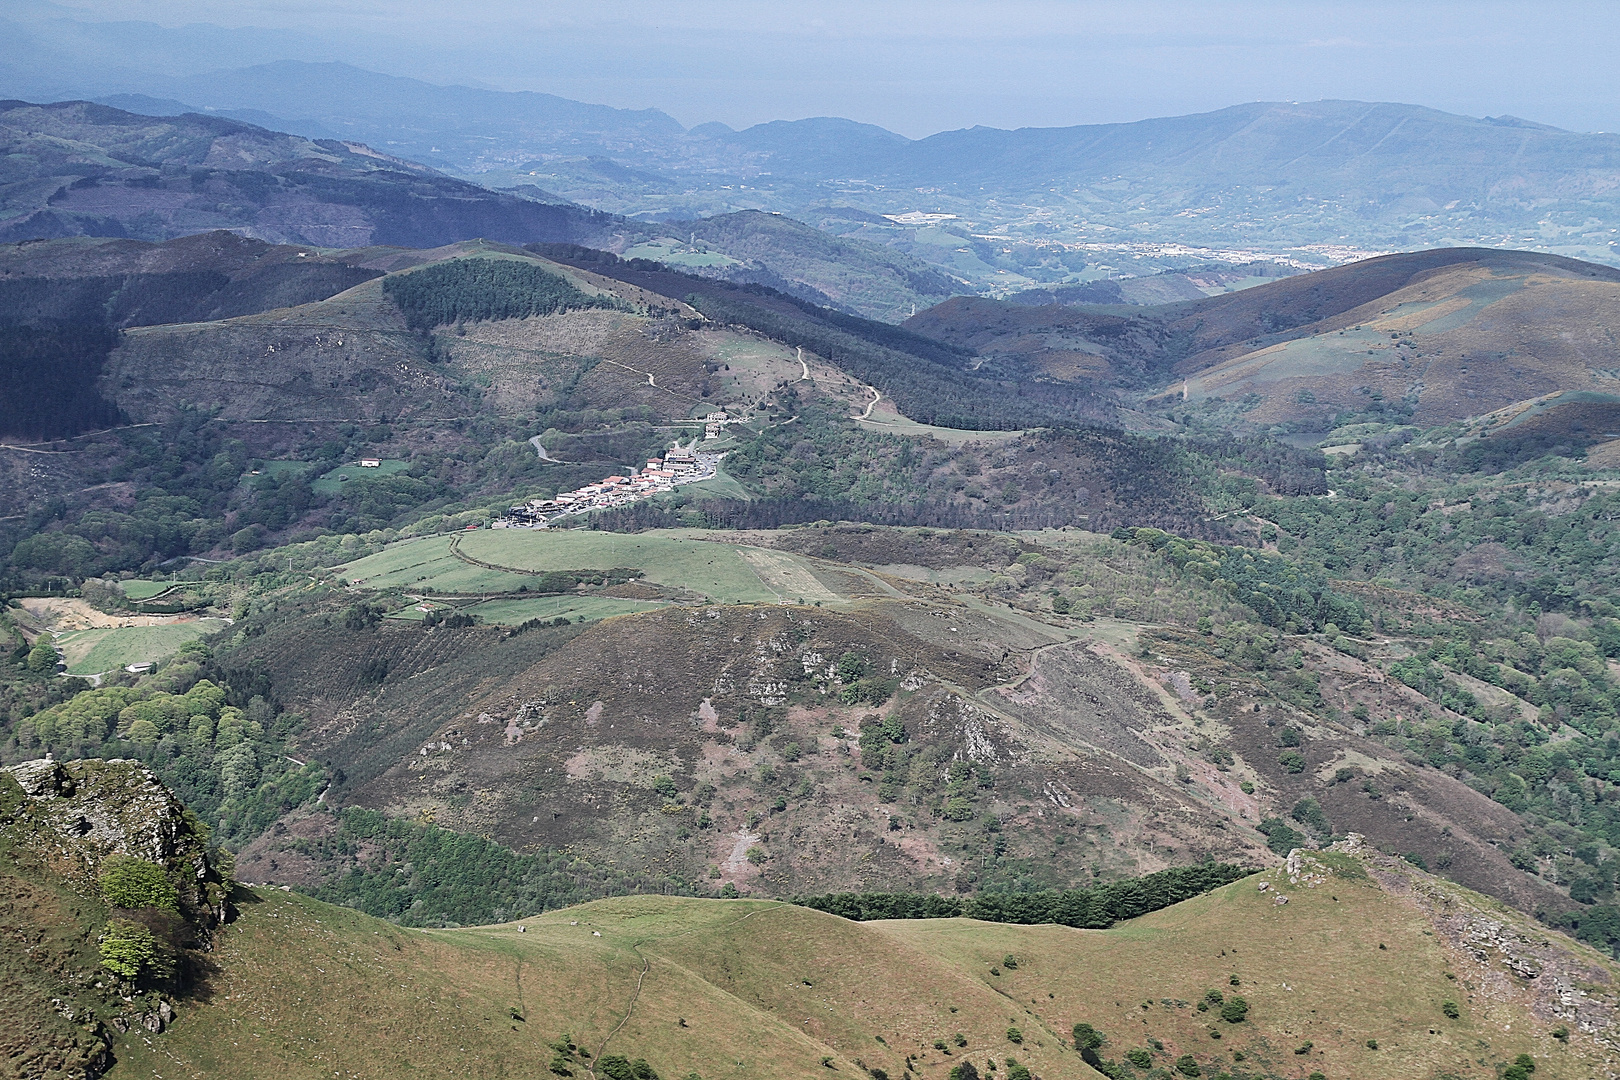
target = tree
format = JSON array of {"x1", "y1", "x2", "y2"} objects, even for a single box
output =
[
  {"x1": 25, "y1": 643, "x2": 58, "y2": 673},
  {"x1": 100, "y1": 857, "x2": 179, "y2": 911},
  {"x1": 1071, "y1": 1023, "x2": 1103, "y2": 1052},
  {"x1": 1220, "y1": 996, "x2": 1248, "y2": 1023},
  {"x1": 99, "y1": 919, "x2": 163, "y2": 980},
  {"x1": 1174, "y1": 1054, "x2": 1201, "y2": 1077}
]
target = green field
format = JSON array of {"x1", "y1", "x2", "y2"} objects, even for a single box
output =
[
  {"x1": 337, "y1": 536, "x2": 540, "y2": 593},
  {"x1": 116, "y1": 580, "x2": 177, "y2": 601},
  {"x1": 340, "y1": 530, "x2": 784, "y2": 603},
  {"x1": 55, "y1": 619, "x2": 226, "y2": 675},
  {"x1": 313, "y1": 459, "x2": 412, "y2": 494},
  {"x1": 622, "y1": 238, "x2": 740, "y2": 269},
  {"x1": 676, "y1": 463, "x2": 754, "y2": 499}
]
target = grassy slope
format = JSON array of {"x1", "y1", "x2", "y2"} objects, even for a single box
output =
[
  {"x1": 56, "y1": 620, "x2": 221, "y2": 674},
  {"x1": 105, "y1": 890, "x2": 1101, "y2": 1080},
  {"x1": 106, "y1": 850, "x2": 1615, "y2": 1080}
]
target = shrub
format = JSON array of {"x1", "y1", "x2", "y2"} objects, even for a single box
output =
[
  {"x1": 1294, "y1": 1041, "x2": 1313, "y2": 1054},
  {"x1": 1258, "y1": 817, "x2": 1308, "y2": 855},
  {"x1": 1005, "y1": 1067, "x2": 1030, "y2": 1080},
  {"x1": 1366, "y1": 1038, "x2": 1378, "y2": 1049},
  {"x1": 1125, "y1": 1048, "x2": 1152, "y2": 1068},
  {"x1": 99, "y1": 919, "x2": 166, "y2": 980},
  {"x1": 1002, "y1": 954, "x2": 1018, "y2": 970},
  {"x1": 1219, "y1": 996, "x2": 1248, "y2": 1023},
  {"x1": 1006, "y1": 1027, "x2": 1023, "y2": 1044},
  {"x1": 100, "y1": 857, "x2": 179, "y2": 912},
  {"x1": 1291, "y1": 796, "x2": 1331, "y2": 835},
  {"x1": 947, "y1": 1065, "x2": 979, "y2": 1080},
  {"x1": 1279, "y1": 750, "x2": 1307, "y2": 773},
  {"x1": 1174, "y1": 1054, "x2": 1201, "y2": 1076},
  {"x1": 1441, "y1": 999, "x2": 1460, "y2": 1019},
  {"x1": 594, "y1": 1056, "x2": 659, "y2": 1080},
  {"x1": 1071, "y1": 1023, "x2": 1103, "y2": 1051}
]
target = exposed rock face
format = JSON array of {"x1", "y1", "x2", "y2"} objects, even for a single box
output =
[
  {"x1": 0, "y1": 758, "x2": 235, "y2": 1079},
  {"x1": 1328, "y1": 833, "x2": 1620, "y2": 1064},
  {"x1": 4, "y1": 757, "x2": 229, "y2": 928}
]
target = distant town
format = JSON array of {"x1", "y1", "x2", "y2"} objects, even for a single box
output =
[{"x1": 497, "y1": 415, "x2": 737, "y2": 528}]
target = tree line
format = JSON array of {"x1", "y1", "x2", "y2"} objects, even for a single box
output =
[{"x1": 793, "y1": 862, "x2": 1251, "y2": 928}]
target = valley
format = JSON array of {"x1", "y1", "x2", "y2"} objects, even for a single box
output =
[{"x1": 6, "y1": 92, "x2": 1620, "y2": 1080}]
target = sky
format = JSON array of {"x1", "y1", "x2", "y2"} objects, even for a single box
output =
[{"x1": 20, "y1": 0, "x2": 1620, "y2": 136}]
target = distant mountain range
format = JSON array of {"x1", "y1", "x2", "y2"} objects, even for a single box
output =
[{"x1": 29, "y1": 59, "x2": 1611, "y2": 272}]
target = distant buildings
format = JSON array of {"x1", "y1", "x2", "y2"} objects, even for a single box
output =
[
  {"x1": 496, "y1": 439, "x2": 722, "y2": 528},
  {"x1": 359, "y1": 458, "x2": 381, "y2": 468}
]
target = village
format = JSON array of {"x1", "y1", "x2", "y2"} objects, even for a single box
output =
[{"x1": 496, "y1": 423, "x2": 731, "y2": 528}]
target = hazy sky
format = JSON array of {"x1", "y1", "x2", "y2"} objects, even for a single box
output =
[{"x1": 28, "y1": 0, "x2": 1620, "y2": 136}]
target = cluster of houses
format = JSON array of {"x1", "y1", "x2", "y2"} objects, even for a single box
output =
[{"x1": 497, "y1": 441, "x2": 717, "y2": 527}]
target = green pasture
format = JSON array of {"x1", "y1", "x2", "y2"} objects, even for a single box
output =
[
  {"x1": 340, "y1": 530, "x2": 781, "y2": 603},
  {"x1": 676, "y1": 464, "x2": 753, "y2": 499},
  {"x1": 336, "y1": 536, "x2": 538, "y2": 593},
  {"x1": 622, "y1": 239, "x2": 739, "y2": 269},
  {"x1": 56, "y1": 619, "x2": 226, "y2": 675},
  {"x1": 313, "y1": 459, "x2": 412, "y2": 494},
  {"x1": 117, "y1": 580, "x2": 176, "y2": 601}
]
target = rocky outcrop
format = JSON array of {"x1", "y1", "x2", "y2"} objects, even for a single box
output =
[
  {"x1": 1328, "y1": 833, "x2": 1620, "y2": 1069},
  {"x1": 0, "y1": 758, "x2": 235, "y2": 1080},
  {"x1": 4, "y1": 756, "x2": 231, "y2": 930}
]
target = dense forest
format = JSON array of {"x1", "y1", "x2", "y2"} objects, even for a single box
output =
[{"x1": 383, "y1": 257, "x2": 619, "y2": 331}]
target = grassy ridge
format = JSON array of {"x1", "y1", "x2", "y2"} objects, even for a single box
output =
[{"x1": 104, "y1": 853, "x2": 1608, "y2": 1080}]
